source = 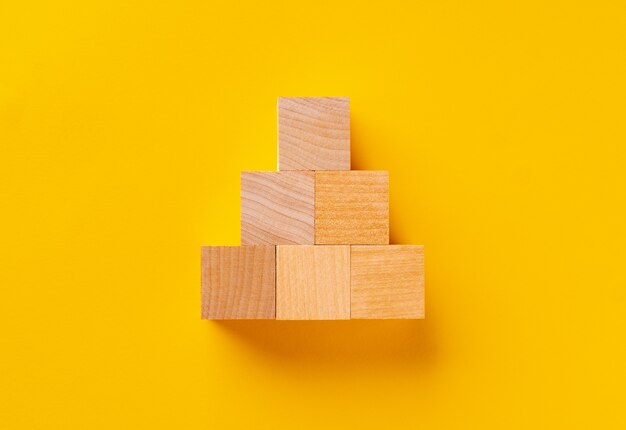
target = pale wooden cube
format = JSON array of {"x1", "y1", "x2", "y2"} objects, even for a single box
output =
[
  {"x1": 201, "y1": 246, "x2": 276, "y2": 319},
  {"x1": 351, "y1": 245, "x2": 424, "y2": 319},
  {"x1": 241, "y1": 171, "x2": 314, "y2": 245},
  {"x1": 278, "y1": 97, "x2": 350, "y2": 171},
  {"x1": 276, "y1": 245, "x2": 350, "y2": 320},
  {"x1": 315, "y1": 171, "x2": 389, "y2": 244}
]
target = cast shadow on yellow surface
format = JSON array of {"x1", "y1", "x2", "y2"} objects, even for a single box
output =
[{"x1": 213, "y1": 314, "x2": 437, "y2": 374}]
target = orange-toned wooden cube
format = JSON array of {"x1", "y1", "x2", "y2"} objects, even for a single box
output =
[{"x1": 315, "y1": 171, "x2": 389, "y2": 244}]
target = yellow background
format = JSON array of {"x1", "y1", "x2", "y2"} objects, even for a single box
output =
[{"x1": 2, "y1": 1, "x2": 625, "y2": 428}]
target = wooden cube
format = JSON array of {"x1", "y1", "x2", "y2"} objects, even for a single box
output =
[
  {"x1": 351, "y1": 245, "x2": 424, "y2": 319},
  {"x1": 278, "y1": 97, "x2": 350, "y2": 171},
  {"x1": 201, "y1": 246, "x2": 276, "y2": 319},
  {"x1": 315, "y1": 171, "x2": 389, "y2": 244},
  {"x1": 276, "y1": 245, "x2": 350, "y2": 320},
  {"x1": 241, "y1": 171, "x2": 314, "y2": 245}
]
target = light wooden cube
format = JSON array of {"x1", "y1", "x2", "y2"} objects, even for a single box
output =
[
  {"x1": 241, "y1": 171, "x2": 314, "y2": 245},
  {"x1": 351, "y1": 245, "x2": 424, "y2": 319},
  {"x1": 278, "y1": 97, "x2": 350, "y2": 171},
  {"x1": 276, "y1": 245, "x2": 350, "y2": 320},
  {"x1": 315, "y1": 171, "x2": 389, "y2": 244},
  {"x1": 201, "y1": 246, "x2": 276, "y2": 319}
]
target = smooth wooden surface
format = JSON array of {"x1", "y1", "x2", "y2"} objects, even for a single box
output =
[
  {"x1": 315, "y1": 171, "x2": 389, "y2": 244},
  {"x1": 241, "y1": 171, "x2": 315, "y2": 245},
  {"x1": 201, "y1": 246, "x2": 276, "y2": 319},
  {"x1": 276, "y1": 245, "x2": 350, "y2": 320},
  {"x1": 351, "y1": 245, "x2": 424, "y2": 319},
  {"x1": 278, "y1": 97, "x2": 350, "y2": 171}
]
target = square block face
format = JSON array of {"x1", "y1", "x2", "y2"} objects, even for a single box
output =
[
  {"x1": 201, "y1": 246, "x2": 276, "y2": 319},
  {"x1": 276, "y1": 245, "x2": 350, "y2": 320},
  {"x1": 278, "y1": 97, "x2": 350, "y2": 171},
  {"x1": 315, "y1": 171, "x2": 389, "y2": 244},
  {"x1": 241, "y1": 171, "x2": 314, "y2": 245},
  {"x1": 351, "y1": 245, "x2": 424, "y2": 319}
]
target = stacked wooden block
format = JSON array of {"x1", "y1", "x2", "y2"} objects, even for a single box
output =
[{"x1": 201, "y1": 97, "x2": 424, "y2": 320}]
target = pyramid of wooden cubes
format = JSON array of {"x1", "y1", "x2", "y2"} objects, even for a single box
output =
[{"x1": 201, "y1": 97, "x2": 424, "y2": 320}]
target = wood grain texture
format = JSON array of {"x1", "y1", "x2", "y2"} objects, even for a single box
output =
[
  {"x1": 276, "y1": 245, "x2": 350, "y2": 320},
  {"x1": 315, "y1": 171, "x2": 389, "y2": 244},
  {"x1": 241, "y1": 171, "x2": 314, "y2": 245},
  {"x1": 201, "y1": 246, "x2": 276, "y2": 319},
  {"x1": 351, "y1": 245, "x2": 424, "y2": 319},
  {"x1": 278, "y1": 97, "x2": 350, "y2": 171}
]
